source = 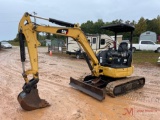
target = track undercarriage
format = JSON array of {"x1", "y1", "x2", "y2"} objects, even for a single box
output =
[{"x1": 70, "y1": 75, "x2": 145, "y2": 100}]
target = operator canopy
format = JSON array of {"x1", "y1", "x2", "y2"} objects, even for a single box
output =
[{"x1": 101, "y1": 23, "x2": 135, "y2": 33}]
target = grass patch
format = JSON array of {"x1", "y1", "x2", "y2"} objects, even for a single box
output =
[{"x1": 132, "y1": 51, "x2": 160, "y2": 65}]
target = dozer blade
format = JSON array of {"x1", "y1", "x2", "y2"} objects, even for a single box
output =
[
  {"x1": 17, "y1": 88, "x2": 50, "y2": 111},
  {"x1": 69, "y1": 77, "x2": 105, "y2": 101}
]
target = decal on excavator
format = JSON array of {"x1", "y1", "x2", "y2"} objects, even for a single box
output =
[{"x1": 57, "y1": 29, "x2": 68, "y2": 34}]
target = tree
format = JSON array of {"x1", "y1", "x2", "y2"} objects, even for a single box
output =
[
  {"x1": 81, "y1": 19, "x2": 105, "y2": 34},
  {"x1": 130, "y1": 20, "x2": 136, "y2": 26},
  {"x1": 9, "y1": 15, "x2": 160, "y2": 42},
  {"x1": 13, "y1": 33, "x2": 19, "y2": 42},
  {"x1": 145, "y1": 15, "x2": 160, "y2": 35},
  {"x1": 81, "y1": 20, "x2": 94, "y2": 33},
  {"x1": 93, "y1": 19, "x2": 105, "y2": 34},
  {"x1": 155, "y1": 15, "x2": 160, "y2": 35},
  {"x1": 146, "y1": 19, "x2": 157, "y2": 32},
  {"x1": 134, "y1": 17, "x2": 147, "y2": 36},
  {"x1": 111, "y1": 19, "x2": 123, "y2": 24}
]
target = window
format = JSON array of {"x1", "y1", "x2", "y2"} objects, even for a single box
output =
[
  {"x1": 141, "y1": 41, "x2": 154, "y2": 45},
  {"x1": 100, "y1": 39, "x2": 105, "y2": 45},
  {"x1": 92, "y1": 38, "x2": 96, "y2": 44},
  {"x1": 88, "y1": 39, "x2": 90, "y2": 43},
  {"x1": 147, "y1": 41, "x2": 154, "y2": 45},
  {"x1": 141, "y1": 41, "x2": 148, "y2": 44}
]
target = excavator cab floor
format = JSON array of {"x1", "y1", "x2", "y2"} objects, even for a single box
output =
[{"x1": 17, "y1": 88, "x2": 50, "y2": 111}]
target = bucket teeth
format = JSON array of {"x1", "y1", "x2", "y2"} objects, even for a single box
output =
[{"x1": 17, "y1": 88, "x2": 50, "y2": 111}]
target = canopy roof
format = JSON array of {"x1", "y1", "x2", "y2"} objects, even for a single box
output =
[{"x1": 101, "y1": 23, "x2": 135, "y2": 33}]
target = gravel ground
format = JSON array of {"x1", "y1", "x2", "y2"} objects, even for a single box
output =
[{"x1": 0, "y1": 46, "x2": 160, "y2": 120}]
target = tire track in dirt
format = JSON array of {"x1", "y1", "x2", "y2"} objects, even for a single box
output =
[
  {"x1": 0, "y1": 47, "x2": 24, "y2": 120},
  {"x1": 0, "y1": 46, "x2": 160, "y2": 120}
]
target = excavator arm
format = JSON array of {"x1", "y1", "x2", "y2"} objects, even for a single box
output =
[{"x1": 18, "y1": 12, "x2": 101, "y2": 110}]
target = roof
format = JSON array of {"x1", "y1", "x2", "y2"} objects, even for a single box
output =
[
  {"x1": 140, "y1": 31, "x2": 156, "y2": 35},
  {"x1": 101, "y1": 23, "x2": 135, "y2": 33}
]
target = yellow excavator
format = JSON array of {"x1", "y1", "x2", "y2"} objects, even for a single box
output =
[{"x1": 18, "y1": 12, "x2": 145, "y2": 111}]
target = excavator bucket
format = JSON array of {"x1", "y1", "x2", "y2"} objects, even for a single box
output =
[
  {"x1": 69, "y1": 77, "x2": 105, "y2": 101},
  {"x1": 17, "y1": 88, "x2": 50, "y2": 111}
]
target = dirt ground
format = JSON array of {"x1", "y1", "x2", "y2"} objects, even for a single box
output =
[{"x1": 0, "y1": 46, "x2": 160, "y2": 120}]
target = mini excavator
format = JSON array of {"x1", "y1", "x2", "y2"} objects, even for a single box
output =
[{"x1": 18, "y1": 12, "x2": 145, "y2": 111}]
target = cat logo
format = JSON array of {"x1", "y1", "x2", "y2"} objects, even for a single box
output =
[{"x1": 57, "y1": 29, "x2": 68, "y2": 34}]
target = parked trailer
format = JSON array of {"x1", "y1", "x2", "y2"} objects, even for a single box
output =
[{"x1": 66, "y1": 34, "x2": 118, "y2": 59}]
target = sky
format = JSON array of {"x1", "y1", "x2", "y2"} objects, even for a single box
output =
[{"x1": 0, "y1": 0, "x2": 160, "y2": 41}]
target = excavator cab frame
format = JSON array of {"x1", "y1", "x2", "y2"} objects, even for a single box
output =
[
  {"x1": 98, "y1": 24, "x2": 134, "y2": 68},
  {"x1": 101, "y1": 23, "x2": 134, "y2": 51}
]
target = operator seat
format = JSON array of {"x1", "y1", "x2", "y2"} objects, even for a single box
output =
[
  {"x1": 118, "y1": 42, "x2": 132, "y2": 67},
  {"x1": 118, "y1": 42, "x2": 128, "y2": 52}
]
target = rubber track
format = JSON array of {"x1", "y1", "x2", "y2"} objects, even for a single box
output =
[{"x1": 106, "y1": 76, "x2": 145, "y2": 97}]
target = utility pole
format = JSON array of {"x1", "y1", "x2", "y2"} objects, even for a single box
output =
[{"x1": 33, "y1": 11, "x2": 37, "y2": 24}]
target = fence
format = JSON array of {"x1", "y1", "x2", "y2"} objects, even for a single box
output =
[{"x1": 48, "y1": 44, "x2": 66, "y2": 53}]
